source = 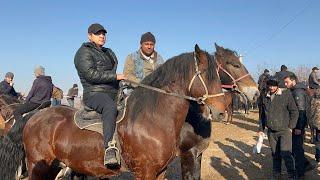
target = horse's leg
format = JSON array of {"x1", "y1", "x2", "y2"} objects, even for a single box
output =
[{"x1": 180, "y1": 148, "x2": 201, "y2": 180}]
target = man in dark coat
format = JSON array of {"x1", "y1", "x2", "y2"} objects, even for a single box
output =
[
  {"x1": 258, "y1": 69, "x2": 270, "y2": 92},
  {"x1": 0, "y1": 72, "x2": 18, "y2": 97},
  {"x1": 74, "y1": 23, "x2": 125, "y2": 168},
  {"x1": 308, "y1": 67, "x2": 320, "y2": 89},
  {"x1": 284, "y1": 74, "x2": 314, "y2": 178},
  {"x1": 259, "y1": 76, "x2": 299, "y2": 179},
  {"x1": 275, "y1": 65, "x2": 295, "y2": 88},
  {"x1": 13, "y1": 66, "x2": 53, "y2": 122}
]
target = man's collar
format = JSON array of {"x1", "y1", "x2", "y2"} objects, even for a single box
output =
[
  {"x1": 266, "y1": 88, "x2": 283, "y2": 97},
  {"x1": 140, "y1": 49, "x2": 155, "y2": 60}
]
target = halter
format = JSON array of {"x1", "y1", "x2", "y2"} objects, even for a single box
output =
[
  {"x1": 124, "y1": 52, "x2": 224, "y2": 105},
  {"x1": 216, "y1": 62, "x2": 250, "y2": 89},
  {"x1": 187, "y1": 52, "x2": 224, "y2": 104}
]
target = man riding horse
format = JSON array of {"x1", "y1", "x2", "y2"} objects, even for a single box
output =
[{"x1": 74, "y1": 23, "x2": 125, "y2": 168}]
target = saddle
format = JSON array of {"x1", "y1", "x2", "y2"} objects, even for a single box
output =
[{"x1": 74, "y1": 96, "x2": 128, "y2": 135}]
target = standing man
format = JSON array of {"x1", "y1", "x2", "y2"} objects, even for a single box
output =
[
  {"x1": 259, "y1": 76, "x2": 299, "y2": 179},
  {"x1": 13, "y1": 66, "x2": 53, "y2": 122},
  {"x1": 308, "y1": 67, "x2": 320, "y2": 89},
  {"x1": 0, "y1": 72, "x2": 18, "y2": 97},
  {"x1": 66, "y1": 84, "x2": 78, "y2": 108},
  {"x1": 275, "y1": 65, "x2": 295, "y2": 88},
  {"x1": 258, "y1": 69, "x2": 270, "y2": 92},
  {"x1": 51, "y1": 85, "x2": 63, "y2": 106},
  {"x1": 284, "y1": 74, "x2": 314, "y2": 178},
  {"x1": 123, "y1": 32, "x2": 164, "y2": 83},
  {"x1": 74, "y1": 23, "x2": 125, "y2": 168}
]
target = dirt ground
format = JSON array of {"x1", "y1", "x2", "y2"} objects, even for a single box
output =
[{"x1": 109, "y1": 110, "x2": 320, "y2": 180}]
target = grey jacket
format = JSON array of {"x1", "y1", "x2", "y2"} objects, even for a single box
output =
[{"x1": 260, "y1": 88, "x2": 299, "y2": 131}]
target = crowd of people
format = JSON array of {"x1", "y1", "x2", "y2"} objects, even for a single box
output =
[{"x1": 257, "y1": 65, "x2": 320, "y2": 179}]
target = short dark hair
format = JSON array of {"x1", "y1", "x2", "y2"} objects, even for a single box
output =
[
  {"x1": 281, "y1": 65, "x2": 287, "y2": 71},
  {"x1": 284, "y1": 73, "x2": 298, "y2": 82}
]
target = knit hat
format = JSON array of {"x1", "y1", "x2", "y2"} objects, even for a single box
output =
[
  {"x1": 264, "y1": 69, "x2": 269, "y2": 73},
  {"x1": 5, "y1": 72, "x2": 14, "y2": 78},
  {"x1": 140, "y1": 32, "x2": 156, "y2": 44}
]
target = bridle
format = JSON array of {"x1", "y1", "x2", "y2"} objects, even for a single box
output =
[
  {"x1": 188, "y1": 52, "x2": 224, "y2": 104},
  {"x1": 124, "y1": 52, "x2": 224, "y2": 105},
  {"x1": 216, "y1": 62, "x2": 250, "y2": 89}
]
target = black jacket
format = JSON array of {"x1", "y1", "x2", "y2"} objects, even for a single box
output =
[
  {"x1": 308, "y1": 71, "x2": 320, "y2": 89},
  {"x1": 26, "y1": 75, "x2": 53, "y2": 104},
  {"x1": 290, "y1": 82, "x2": 308, "y2": 111},
  {"x1": 258, "y1": 73, "x2": 270, "y2": 91},
  {"x1": 0, "y1": 80, "x2": 18, "y2": 97},
  {"x1": 74, "y1": 42, "x2": 118, "y2": 102},
  {"x1": 260, "y1": 88, "x2": 299, "y2": 131}
]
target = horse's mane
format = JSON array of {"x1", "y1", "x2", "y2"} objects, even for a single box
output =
[
  {"x1": 129, "y1": 51, "x2": 218, "y2": 121},
  {"x1": 216, "y1": 47, "x2": 239, "y2": 57},
  {"x1": 0, "y1": 95, "x2": 22, "y2": 119}
]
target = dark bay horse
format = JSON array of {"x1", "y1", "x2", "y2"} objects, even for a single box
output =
[
  {"x1": 0, "y1": 94, "x2": 23, "y2": 136},
  {"x1": 178, "y1": 44, "x2": 259, "y2": 180},
  {"x1": 0, "y1": 45, "x2": 227, "y2": 180}
]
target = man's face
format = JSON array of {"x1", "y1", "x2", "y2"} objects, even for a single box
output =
[
  {"x1": 141, "y1": 41, "x2": 155, "y2": 56},
  {"x1": 88, "y1": 31, "x2": 106, "y2": 47},
  {"x1": 284, "y1": 77, "x2": 295, "y2": 89},
  {"x1": 5, "y1": 77, "x2": 12, "y2": 83},
  {"x1": 268, "y1": 85, "x2": 278, "y2": 94}
]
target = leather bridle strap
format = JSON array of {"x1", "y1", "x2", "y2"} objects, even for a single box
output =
[{"x1": 216, "y1": 62, "x2": 250, "y2": 88}]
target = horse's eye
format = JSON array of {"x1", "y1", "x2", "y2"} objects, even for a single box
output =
[{"x1": 234, "y1": 64, "x2": 241, "y2": 68}]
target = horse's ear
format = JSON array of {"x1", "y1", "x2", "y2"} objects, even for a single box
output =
[
  {"x1": 215, "y1": 43, "x2": 222, "y2": 51},
  {"x1": 194, "y1": 44, "x2": 207, "y2": 65},
  {"x1": 195, "y1": 44, "x2": 201, "y2": 54}
]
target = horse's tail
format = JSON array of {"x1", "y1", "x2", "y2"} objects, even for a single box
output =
[{"x1": 0, "y1": 112, "x2": 35, "y2": 179}]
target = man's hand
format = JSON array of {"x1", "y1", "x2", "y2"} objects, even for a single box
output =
[
  {"x1": 288, "y1": 128, "x2": 293, "y2": 133},
  {"x1": 9, "y1": 80, "x2": 14, "y2": 86},
  {"x1": 117, "y1": 74, "x2": 126, "y2": 80},
  {"x1": 294, "y1": 129, "x2": 302, "y2": 135}
]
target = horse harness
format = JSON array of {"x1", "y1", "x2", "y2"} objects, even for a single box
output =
[
  {"x1": 125, "y1": 52, "x2": 225, "y2": 105},
  {"x1": 216, "y1": 62, "x2": 251, "y2": 89}
]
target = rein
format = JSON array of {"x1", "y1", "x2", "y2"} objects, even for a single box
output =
[
  {"x1": 216, "y1": 62, "x2": 250, "y2": 89},
  {"x1": 124, "y1": 52, "x2": 224, "y2": 105}
]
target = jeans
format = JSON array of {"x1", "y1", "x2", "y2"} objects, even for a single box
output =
[
  {"x1": 51, "y1": 98, "x2": 61, "y2": 106},
  {"x1": 67, "y1": 99, "x2": 74, "y2": 108}
]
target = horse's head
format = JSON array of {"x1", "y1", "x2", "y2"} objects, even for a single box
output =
[
  {"x1": 214, "y1": 43, "x2": 259, "y2": 102},
  {"x1": 188, "y1": 44, "x2": 226, "y2": 120}
]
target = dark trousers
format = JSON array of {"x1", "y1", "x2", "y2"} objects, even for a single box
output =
[
  {"x1": 292, "y1": 131, "x2": 308, "y2": 176},
  {"x1": 13, "y1": 102, "x2": 40, "y2": 121},
  {"x1": 316, "y1": 129, "x2": 320, "y2": 161},
  {"x1": 84, "y1": 92, "x2": 117, "y2": 148},
  {"x1": 267, "y1": 129, "x2": 296, "y2": 178}
]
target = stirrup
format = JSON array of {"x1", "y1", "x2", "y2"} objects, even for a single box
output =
[{"x1": 105, "y1": 140, "x2": 120, "y2": 165}]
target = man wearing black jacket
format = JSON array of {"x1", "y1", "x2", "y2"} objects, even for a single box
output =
[
  {"x1": 0, "y1": 72, "x2": 18, "y2": 97},
  {"x1": 13, "y1": 66, "x2": 53, "y2": 122},
  {"x1": 284, "y1": 74, "x2": 314, "y2": 178},
  {"x1": 74, "y1": 23, "x2": 125, "y2": 168},
  {"x1": 259, "y1": 76, "x2": 299, "y2": 179}
]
